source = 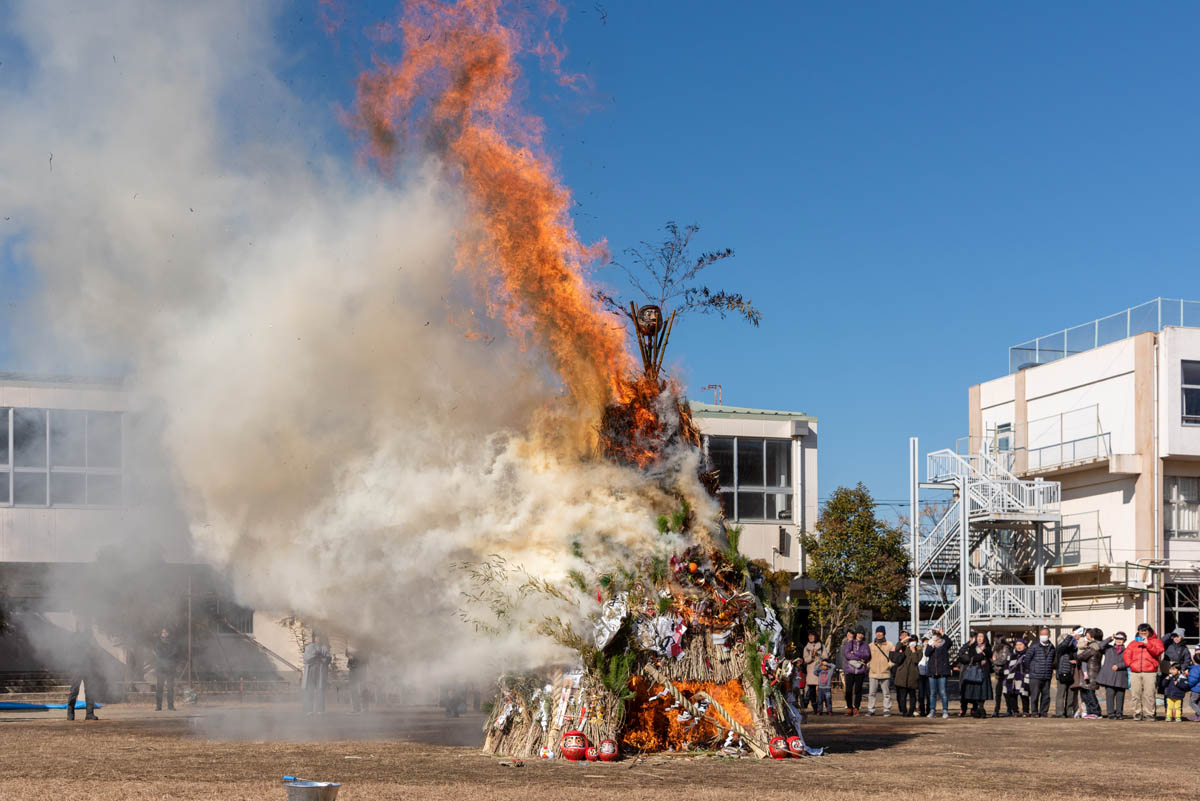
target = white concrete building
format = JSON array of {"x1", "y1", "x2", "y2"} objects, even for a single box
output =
[
  {"x1": 968, "y1": 298, "x2": 1200, "y2": 644},
  {"x1": 691, "y1": 402, "x2": 818, "y2": 576}
]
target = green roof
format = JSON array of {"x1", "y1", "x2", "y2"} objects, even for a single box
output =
[{"x1": 689, "y1": 401, "x2": 815, "y2": 422}]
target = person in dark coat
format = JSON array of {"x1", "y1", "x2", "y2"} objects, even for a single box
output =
[
  {"x1": 957, "y1": 631, "x2": 992, "y2": 718},
  {"x1": 154, "y1": 628, "x2": 178, "y2": 712},
  {"x1": 893, "y1": 639, "x2": 922, "y2": 717},
  {"x1": 1162, "y1": 630, "x2": 1191, "y2": 670},
  {"x1": 65, "y1": 623, "x2": 100, "y2": 721},
  {"x1": 924, "y1": 628, "x2": 953, "y2": 718},
  {"x1": 1054, "y1": 628, "x2": 1081, "y2": 718},
  {"x1": 917, "y1": 636, "x2": 931, "y2": 717},
  {"x1": 302, "y1": 633, "x2": 332, "y2": 715},
  {"x1": 1023, "y1": 627, "x2": 1057, "y2": 717},
  {"x1": 347, "y1": 650, "x2": 369, "y2": 714},
  {"x1": 1097, "y1": 631, "x2": 1129, "y2": 719},
  {"x1": 1074, "y1": 628, "x2": 1104, "y2": 718},
  {"x1": 990, "y1": 637, "x2": 1013, "y2": 717},
  {"x1": 1002, "y1": 638, "x2": 1031, "y2": 716}
]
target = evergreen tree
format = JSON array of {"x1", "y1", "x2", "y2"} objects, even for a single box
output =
[{"x1": 801, "y1": 483, "x2": 911, "y2": 651}]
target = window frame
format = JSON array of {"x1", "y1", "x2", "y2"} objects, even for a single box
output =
[
  {"x1": 1183, "y1": 360, "x2": 1200, "y2": 426},
  {"x1": 705, "y1": 435, "x2": 795, "y2": 523},
  {"x1": 1, "y1": 407, "x2": 124, "y2": 509},
  {"x1": 1164, "y1": 476, "x2": 1200, "y2": 539}
]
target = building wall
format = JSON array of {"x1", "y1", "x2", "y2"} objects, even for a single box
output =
[
  {"x1": 970, "y1": 327, "x2": 1200, "y2": 638},
  {"x1": 692, "y1": 411, "x2": 816, "y2": 575}
]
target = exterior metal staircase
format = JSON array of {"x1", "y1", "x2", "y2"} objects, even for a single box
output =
[{"x1": 914, "y1": 449, "x2": 1062, "y2": 644}]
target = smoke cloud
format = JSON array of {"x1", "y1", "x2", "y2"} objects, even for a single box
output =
[{"x1": 0, "y1": 2, "x2": 713, "y2": 683}]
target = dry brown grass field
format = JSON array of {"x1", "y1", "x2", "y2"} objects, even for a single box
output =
[{"x1": 1, "y1": 702, "x2": 1196, "y2": 800}]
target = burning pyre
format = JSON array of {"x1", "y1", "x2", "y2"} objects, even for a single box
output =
[{"x1": 354, "y1": 0, "x2": 820, "y2": 759}]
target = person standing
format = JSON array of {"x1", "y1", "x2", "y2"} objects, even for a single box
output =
[
  {"x1": 1054, "y1": 629, "x2": 1081, "y2": 718},
  {"x1": 1122, "y1": 623, "x2": 1164, "y2": 721},
  {"x1": 65, "y1": 623, "x2": 100, "y2": 722},
  {"x1": 1162, "y1": 629, "x2": 1191, "y2": 670},
  {"x1": 347, "y1": 650, "x2": 369, "y2": 714},
  {"x1": 1097, "y1": 632, "x2": 1129, "y2": 720},
  {"x1": 154, "y1": 628, "x2": 178, "y2": 712},
  {"x1": 893, "y1": 638, "x2": 921, "y2": 717},
  {"x1": 924, "y1": 628, "x2": 952, "y2": 718},
  {"x1": 1163, "y1": 664, "x2": 1188, "y2": 722},
  {"x1": 1186, "y1": 651, "x2": 1200, "y2": 722},
  {"x1": 1075, "y1": 628, "x2": 1104, "y2": 719},
  {"x1": 1024, "y1": 627, "x2": 1057, "y2": 717},
  {"x1": 1002, "y1": 638, "x2": 1030, "y2": 716},
  {"x1": 802, "y1": 633, "x2": 826, "y2": 713},
  {"x1": 842, "y1": 630, "x2": 869, "y2": 716},
  {"x1": 916, "y1": 636, "x2": 931, "y2": 717},
  {"x1": 990, "y1": 636, "x2": 1012, "y2": 717},
  {"x1": 816, "y1": 659, "x2": 834, "y2": 715},
  {"x1": 866, "y1": 626, "x2": 894, "y2": 716},
  {"x1": 957, "y1": 632, "x2": 992, "y2": 718},
  {"x1": 302, "y1": 633, "x2": 332, "y2": 716}
]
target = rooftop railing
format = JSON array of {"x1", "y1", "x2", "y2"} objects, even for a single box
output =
[{"x1": 1009, "y1": 297, "x2": 1200, "y2": 374}]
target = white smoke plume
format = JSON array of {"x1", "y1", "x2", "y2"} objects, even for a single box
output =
[{"x1": 0, "y1": 1, "x2": 714, "y2": 682}]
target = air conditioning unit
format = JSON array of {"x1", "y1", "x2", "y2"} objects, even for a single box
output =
[{"x1": 1126, "y1": 579, "x2": 1147, "y2": 591}]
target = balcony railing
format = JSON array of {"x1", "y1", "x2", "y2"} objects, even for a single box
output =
[
  {"x1": 1009, "y1": 297, "x2": 1200, "y2": 374},
  {"x1": 1027, "y1": 432, "x2": 1111, "y2": 472}
]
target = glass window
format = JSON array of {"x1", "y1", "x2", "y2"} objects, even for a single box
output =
[
  {"x1": 1165, "y1": 477, "x2": 1200, "y2": 538},
  {"x1": 706, "y1": 435, "x2": 794, "y2": 522},
  {"x1": 13, "y1": 472, "x2": 46, "y2": 505},
  {"x1": 708, "y1": 437, "x2": 734, "y2": 487},
  {"x1": 13, "y1": 409, "x2": 46, "y2": 468},
  {"x1": 87, "y1": 474, "x2": 122, "y2": 506},
  {"x1": 0, "y1": 408, "x2": 8, "y2": 465},
  {"x1": 737, "y1": 491, "x2": 765, "y2": 520},
  {"x1": 765, "y1": 491, "x2": 792, "y2": 521},
  {"x1": 87, "y1": 412, "x2": 122, "y2": 468},
  {"x1": 766, "y1": 440, "x2": 790, "y2": 487},
  {"x1": 0, "y1": 476, "x2": 7, "y2": 504},
  {"x1": 1163, "y1": 583, "x2": 1199, "y2": 644},
  {"x1": 50, "y1": 472, "x2": 86, "y2": 505},
  {"x1": 1185, "y1": 361, "x2": 1200, "y2": 425},
  {"x1": 50, "y1": 410, "x2": 87, "y2": 467},
  {"x1": 736, "y1": 439, "x2": 763, "y2": 486}
]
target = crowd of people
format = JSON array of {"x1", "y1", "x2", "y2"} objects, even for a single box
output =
[{"x1": 789, "y1": 623, "x2": 1200, "y2": 722}]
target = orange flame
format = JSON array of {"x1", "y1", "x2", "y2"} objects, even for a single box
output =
[{"x1": 356, "y1": 0, "x2": 631, "y2": 436}]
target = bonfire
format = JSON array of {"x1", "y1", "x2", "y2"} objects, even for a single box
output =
[
  {"x1": 353, "y1": 0, "x2": 819, "y2": 761},
  {"x1": 480, "y1": 303, "x2": 822, "y2": 761}
]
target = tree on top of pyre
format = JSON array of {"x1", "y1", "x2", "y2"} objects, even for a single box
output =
[{"x1": 595, "y1": 222, "x2": 761, "y2": 468}]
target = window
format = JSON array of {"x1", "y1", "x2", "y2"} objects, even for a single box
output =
[
  {"x1": 210, "y1": 599, "x2": 255, "y2": 635},
  {"x1": 1184, "y1": 360, "x2": 1200, "y2": 425},
  {"x1": 2, "y1": 408, "x2": 123, "y2": 507},
  {"x1": 1163, "y1": 583, "x2": 1199, "y2": 645},
  {"x1": 1165, "y1": 477, "x2": 1200, "y2": 539},
  {"x1": 995, "y1": 423, "x2": 1013, "y2": 453},
  {"x1": 706, "y1": 436, "x2": 793, "y2": 522}
]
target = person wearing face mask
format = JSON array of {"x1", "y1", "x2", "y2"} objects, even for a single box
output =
[
  {"x1": 865, "y1": 626, "x2": 895, "y2": 716},
  {"x1": 1097, "y1": 631, "x2": 1129, "y2": 719},
  {"x1": 956, "y1": 631, "x2": 992, "y2": 718},
  {"x1": 1122, "y1": 623, "x2": 1164, "y2": 721},
  {"x1": 1023, "y1": 627, "x2": 1057, "y2": 718}
]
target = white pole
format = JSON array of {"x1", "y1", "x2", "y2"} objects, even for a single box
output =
[{"x1": 910, "y1": 437, "x2": 920, "y2": 634}]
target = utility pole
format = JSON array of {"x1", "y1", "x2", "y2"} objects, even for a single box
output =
[
  {"x1": 909, "y1": 437, "x2": 919, "y2": 634},
  {"x1": 187, "y1": 571, "x2": 193, "y2": 689}
]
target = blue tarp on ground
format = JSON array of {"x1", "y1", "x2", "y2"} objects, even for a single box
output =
[{"x1": 0, "y1": 701, "x2": 103, "y2": 711}]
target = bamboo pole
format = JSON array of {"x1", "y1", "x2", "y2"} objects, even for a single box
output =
[
  {"x1": 653, "y1": 311, "x2": 677, "y2": 376},
  {"x1": 629, "y1": 301, "x2": 651, "y2": 374}
]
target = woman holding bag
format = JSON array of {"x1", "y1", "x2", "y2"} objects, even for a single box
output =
[{"x1": 957, "y1": 631, "x2": 993, "y2": 718}]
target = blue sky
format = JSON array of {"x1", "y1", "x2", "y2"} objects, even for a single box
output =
[{"x1": 5, "y1": 2, "x2": 1200, "y2": 514}]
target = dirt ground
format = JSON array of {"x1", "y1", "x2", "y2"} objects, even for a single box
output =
[{"x1": 1, "y1": 702, "x2": 1196, "y2": 801}]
